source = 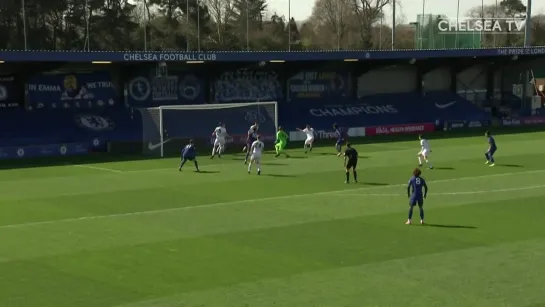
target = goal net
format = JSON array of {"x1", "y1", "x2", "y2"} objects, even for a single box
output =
[{"x1": 137, "y1": 101, "x2": 278, "y2": 157}]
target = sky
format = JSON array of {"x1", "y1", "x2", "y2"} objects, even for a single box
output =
[{"x1": 267, "y1": 0, "x2": 545, "y2": 23}]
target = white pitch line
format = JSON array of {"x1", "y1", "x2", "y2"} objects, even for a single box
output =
[
  {"x1": 72, "y1": 164, "x2": 123, "y2": 173},
  {"x1": 338, "y1": 184, "x2": 545, "y2": 197},
  {"x1": 1, "y1": 169, "x2": 545, "y2": 229}
]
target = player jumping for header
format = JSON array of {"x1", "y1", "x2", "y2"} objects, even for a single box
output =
[
  {"x1": 275, "y1": 126, "x2": 289, "y2": 158},
  {"x1": 417, "y1": 134, "x2": 433, "y2": 169},
  {"x1": 211, "y1": 122, "x2": 228, "y2": 159},
  {"x1": 406, "y1": 168, "x2": 428, "y2": 225},
  {"x1": 333, "y1": 123, "x2": 347, "y2": 157},
  {"x1": 485, "y1": 130, "x2": 497, "y2": 167},
  {"x1": 296, "y1": 124, "x2": 315, "y2": 153},
  {"x1": 343, "y1": 143, "x2": 358, "y2": 183},
  {"x1": 247, "y1": 135, "x2": 264, "y2": 175},
  {"x1": 179, "y1": 140, "x2": 200, "y2": 172},
  {"x1": 244, "y1": 122, "x2": 259, "y2": 164}
]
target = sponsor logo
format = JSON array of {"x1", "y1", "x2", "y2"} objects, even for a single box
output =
[
  {"x1": 435, "y1": 101, "x2": 456, "y2": 109},
  {"x1": 0, "y1": 85, "x2": 6, "y2": 101},
  {"x1": 75, "y1": 115, "x2": 115, "y2": 131},
  {"x1": 367, "y1": 123, "x2": 435, "y2": 136},
  {"x1": 179, "y1": 75, "x2": 201, "y2": 100},
  {"x1": 148, "y1": 138, "x2": 171, "y2": 151},
  {"x1": 468, "y1": 121, "x2": 482, "y2": 127},
  {"x1": 245, "y1": 111, "x2": 267, "y2": 123},
  {"x1": 309, "y1": 105, "x2": 398, "y2": 117},
  {"x1": 60, "y1": 145, "x2": 67, "y2": 155},
  {"x1": 92, "y1": 138, "x2": 100, "y2": 147},
  {"x1": 17, "y1": 148, "x2": 24, "y2": 157},
  {"x1": 129, "y1": 77, "x2": 151, "y2": 101},
  {"x1": 316, "y1": 130, "x2": 338, "y2": 139},
  {"x1": 451, "y1": 122, "x2": 465, "y2": 128},
  {"x1": 502, "y1": 119, "x2": 521, "y2": 126}
]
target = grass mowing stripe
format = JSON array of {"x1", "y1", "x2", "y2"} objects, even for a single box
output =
[{"x1": 1, "y1": 168, "x2": 544, "y2": 229}]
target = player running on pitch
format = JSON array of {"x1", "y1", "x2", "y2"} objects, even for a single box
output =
[
  {"x1": 244, "y1": 122, "x2": 259, "y2": 164},
  {"x1": 406, "y1": 168, "x2": 428, "y2": 225},
  {"x1": 247, "y1": 135, "x2": 264, "y2": 175},
  {"x1": 484, "y1": 130, "x2": 497, "y2": 167},
  {"x1": 275, "y1": 126, "x2": 289, "y2": 158},
  {"x1": 211, "y1": 122, "x2": 228, "y2": 159},
  {"x1": 417, "y1": 134, "x2": 433, "y2": 169},
  {"x1": 179, "y1": 140, "x2": 200, "y2": 172},
  {"x1": 343, "y1": 143, "x2": 358, "y2": 183},
  {"x1": 333, "y1": 123, "x2": 347, "y2": 157},
  {"x1": 296, "y1": 124, "x2": 315, "y2": 153}
]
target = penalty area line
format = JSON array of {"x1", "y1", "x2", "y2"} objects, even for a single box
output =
[
  {"x1": 72, "y1": 164, "x2": 124, "y2": 173},
  {"x1": 338, "y1": 184, "x2": 545, "y2": 197}
]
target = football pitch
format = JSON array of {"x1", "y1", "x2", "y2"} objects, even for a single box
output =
[{"x1": 2, "y1": 131, "x2": 545, "y2": 307}]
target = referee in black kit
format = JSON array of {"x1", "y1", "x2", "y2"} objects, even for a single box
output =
[{"x1": 343, "y1": 143, "x2": 358, "y2": 183}]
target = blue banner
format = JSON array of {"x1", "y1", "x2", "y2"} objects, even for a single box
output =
[
  {"x1": 126, "y1": 73, "x2": 204, "y2": 106},
  {"x1": 212, "y1": 69, "x2": 283, "y2": 103},
  {"x1": 2, "y1": 47, "x2": 545, "y2": 62},
  {"x1": 279, "y1": 91, "x2": 492, "y2": 130},
  {"x1": 0, "y1": 143, "x2": 89, "y2": 159},
  {"x1": 0, "y1": 75, "x2": 18, "y2": 108},
  {"x1": 287, "y1": 71, "x2": 350, "y2": 102},
  {"x1": 26, "y1": 72, "x2": 117, "y2": 110}
]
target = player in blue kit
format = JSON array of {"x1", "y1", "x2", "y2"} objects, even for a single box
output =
[
  {"x1": 484, "y1": 131, "x2": 497, "y2": 167},
  {"x1": 178, "y1": 140, "x2": 200, "y2": 172},
  {"x1": 244, "y1": 122, "x2": 259, "y2": 164},
  {"x1": 406, "y1": 168, "x2": 428, "y2": 225},
  {"x1": 333, "y1": 123, "x2": 347, "y2": 157}
]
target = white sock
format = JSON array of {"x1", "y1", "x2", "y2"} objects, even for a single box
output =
[
  {"x1": 256, "y1": 162, "x2": 261, "y2": 172},
  {"x1": 248, "y1": 162, "x2": 252, "y2": 172},
  {"x1": 426, "y1": 159, "x2": 432, "y2": 166},
  {"x1": 418, "y1": 156, "x2": 422, "y2": 164},
  {"x1": 212, "y1": 147, "x2": 216, "y2": 156}
]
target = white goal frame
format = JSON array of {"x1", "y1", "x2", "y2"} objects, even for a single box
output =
[{"x1": 149, "y1": 101, "x2": 278, "y2": 157}]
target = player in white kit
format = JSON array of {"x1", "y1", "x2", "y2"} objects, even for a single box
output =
[
  {"x1": 296, "y1": 125, "x2": 315, "y2": 153},
  {"x1": 417, "y1": 134, "x2": 433, "y2": 169},
  {"x1": 211, "y1": 122, "x2": 227, "y2": 159},
  {"x1": 247, "y1": 135, "x2": 264, "y2": 175}
]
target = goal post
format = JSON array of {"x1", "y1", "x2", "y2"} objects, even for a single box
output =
[{"x1": 137, "y1": 101, "x2": 278, "y2": 157}]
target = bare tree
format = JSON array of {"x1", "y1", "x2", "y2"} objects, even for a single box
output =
[
  {"x1": 352, "y1": 0, "x2": 390, "y2": 49},
  {"x1": 203, "y1": 0, "x2": 235, "y2": 46},
  {"x1": 310, "y1": 0, "x2": 352, "y2": 50}
]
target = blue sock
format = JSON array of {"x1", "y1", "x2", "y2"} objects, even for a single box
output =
[
  {"x1": 419, "y1": 207, "x2": 424, "y2": 220},
  {"x1": 194, "y1": 160, "x2": 199, "y2": 170},
  {"x1": 485, "y1": 153, "x2": 490, "y2": 161},
  {"x1": 489, "y1": 154, "x2": 495, "y2": 163},
  {"x1": 335, "y1": 144, "x2": 341, "y2": 152},
  {"x1": 408, "y1": 207, "x2": 414, "y2": 220},
  {"x1": 245, "y1": 151, "x2": 250, "y2": 161},
  {"x1": 179, "y1": 159, "x2": 187, "y2": 168}
]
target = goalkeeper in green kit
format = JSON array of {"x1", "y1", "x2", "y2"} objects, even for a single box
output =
[{"x1": 275, "y1": 126, "x2": 290, "y2": 158}]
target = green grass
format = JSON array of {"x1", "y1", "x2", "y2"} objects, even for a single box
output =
[{"x1": 2, "y1": 131, "x2": 545, "y2": 306}]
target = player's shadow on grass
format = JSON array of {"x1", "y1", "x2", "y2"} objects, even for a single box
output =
[
  {"x1": 261, "y1": 162, "x2": 288, "y2": 166},
  {"x1": 498, "y1": 164, "x2": 523, "y2": 167},
  {"x1": 318, "y1": 153, "x2": 339, "y2": 156},
  {"x1": 265, "y1": 174, "x2": 297, "y2": 177},
  {"x1": 433, "y1": 167, "x2": 455, "y2": 170},
  {"x1": 362, "y1": 182, "x2": 389, "y2": 186},
  {"x1": 197, "y1": 170, "x2": 220, "y2": 174},
  {"x1": 424, "y1": 224, "x2": 476, "y2": 229}
]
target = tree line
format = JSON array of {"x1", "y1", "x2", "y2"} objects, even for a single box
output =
[{"x1": 0, "y1": 0, "x2": 543, "y2": 52}]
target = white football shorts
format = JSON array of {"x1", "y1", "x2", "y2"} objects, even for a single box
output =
[
  {"x1": 305, "y1": 137, "x2": 314, "y2": 145},
  {"x1": 214, "y1": 138, "x2": 226, "y2": 147},
  {"x1": 250, "y1": 153, "x2": 261, "y2": 162}
]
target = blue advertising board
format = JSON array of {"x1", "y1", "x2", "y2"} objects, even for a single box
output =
[
  {"x1": 126, "y1": 73, "x2": 204, "y2": 106},
  {"x1": 212, "y1": 69, "x2": 282, "y2": 103},
  {"x1": 0, "y1": 75, "x2": 18, "y2": 108},
  {"x1": 25, "y1": 72, "x2": 117, "y2": 110},
  {"x1": 0, "y1": 143, "x2": 89, "y2": 160},
  {"x1": 1, "y1": 47, "x2": 545, "y2": 62},
  {"x1": 287, "y1": 71, "x2": 350, "y2": 102}
]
